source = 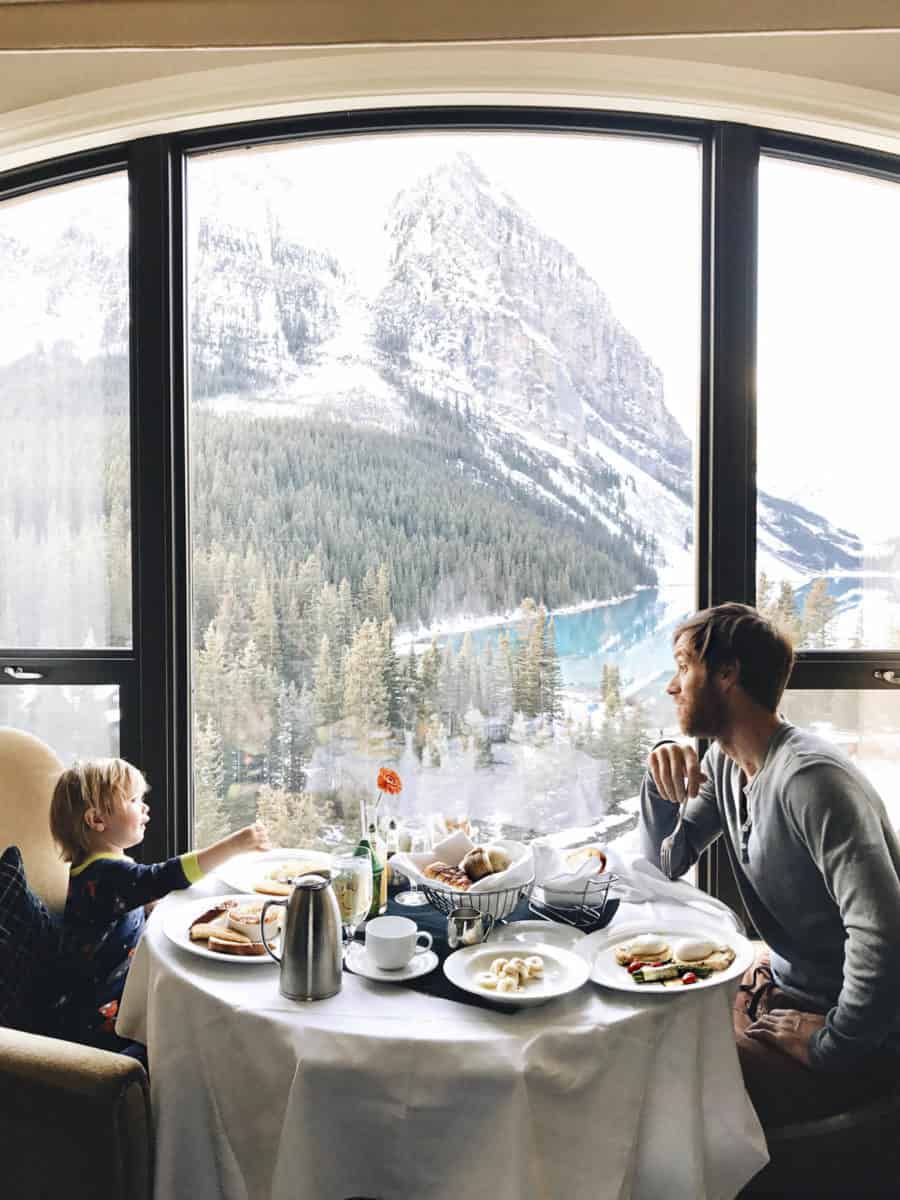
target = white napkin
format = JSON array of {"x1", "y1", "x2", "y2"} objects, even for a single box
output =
[
  {"x1": 531, "y1": 843, "x2": 620, "y2": 885},
  {"x1": 615, "y1": 856, "x2": 745, "y2": 931},
  {"x1": 530, "y1": 842, "x2": 620, "y2": 907},
  {"x1": 391, "y1": 834, "x2": 533, "y2": 893}
]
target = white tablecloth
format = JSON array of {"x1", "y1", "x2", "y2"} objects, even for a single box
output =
[{"x1": 118, "y1": 877, "x2": 768, "y2": 1200}]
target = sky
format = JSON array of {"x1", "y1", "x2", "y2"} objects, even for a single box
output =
[{"x1": 3, "y1": 131, "x2": 899, "y2": 544}]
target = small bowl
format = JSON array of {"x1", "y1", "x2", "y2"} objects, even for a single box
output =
[{"x1": 228, "y1": 902, "x2": 282, "y2": 943}]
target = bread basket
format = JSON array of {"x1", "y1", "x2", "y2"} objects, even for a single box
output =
[{"x1": 421, "y1": 875, "x2": 535, "y2": 921}]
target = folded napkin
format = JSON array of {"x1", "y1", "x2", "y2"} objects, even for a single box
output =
[
  {"x1": 614, "y1": 856, "x2": 745, "y2": 932},
  {"x1": 531, "y1": 842, "x2": 622, "y2": 903},
  {"x1": 391, "y1": 833, "x2": 533, "y2": 893}
]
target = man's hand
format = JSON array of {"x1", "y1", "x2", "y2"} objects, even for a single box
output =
[
  {"x1": 745, "y1": 1009, "x2": 826, "y2": 1068},
  {"x1": 648, "y1": 742, "x2": 708, "y2": 804}
]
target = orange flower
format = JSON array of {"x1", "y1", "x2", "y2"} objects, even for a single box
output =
[{"x1": 377, "y1": 767, "x2": 402, "y2": 795}]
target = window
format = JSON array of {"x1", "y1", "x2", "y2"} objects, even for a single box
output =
[
  {"x1": 757, "y1": 155, "x2": 900, "y2": 653},
  {"x1": 0, "y1": 171, "x2": 130, "y2": 762},
  {"x1": 780, "y1": 691, "x2": 900, "y2": 829},
  {"x1": 756, "y1": 148, "x2": 900, "y2": 849},
  {"x1": 2, "y1": 114, "x2": 898, "y2": 894},
  {"x1": 186, "y1": 130, "x2": 702, "y2": 851}
]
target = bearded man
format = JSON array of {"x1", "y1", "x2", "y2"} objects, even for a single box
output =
[{"x1": 640, "y1": 602, "x2": 900, "y2": 1125}]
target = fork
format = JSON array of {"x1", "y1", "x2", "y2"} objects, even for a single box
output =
[{"x1": 659, "y1": 800, "x2": 685, "y2": 878}]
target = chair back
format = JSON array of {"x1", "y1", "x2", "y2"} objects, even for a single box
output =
[{"x1": 0, "y1": 728, "x2": 68, "y2": 913}]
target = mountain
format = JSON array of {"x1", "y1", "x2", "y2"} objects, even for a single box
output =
[
  {"x1": 0, "y1": 153, "x2": 862, "y2": 621},
  {"x1": 186, "y1": 152, "x2": 859, "y2": 588}
]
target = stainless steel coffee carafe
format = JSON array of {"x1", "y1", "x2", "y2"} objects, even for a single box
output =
[{"x1": 261, "y1": 874, "x2": 343, "y2": 1000}]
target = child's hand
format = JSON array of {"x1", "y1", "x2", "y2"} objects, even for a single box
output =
[
  {"x1": 236, "y1": 822, "x2": 270, "y2": 853},
  {"x1": 196, "y1": 822, "x2": 272, "y2": 876}
]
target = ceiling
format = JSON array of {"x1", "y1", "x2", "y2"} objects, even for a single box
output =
[{"x1": 1, "y1": 7, "x2": 900, "y2": 169}]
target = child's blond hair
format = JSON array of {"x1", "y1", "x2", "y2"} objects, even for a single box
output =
[{"x1": 50, "y1": 758, "x2": 147, "y2": 865}]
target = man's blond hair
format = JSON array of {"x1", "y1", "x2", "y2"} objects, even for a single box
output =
[{"x1": 49, "y1": 758, "x2": 147, "y2": 865}]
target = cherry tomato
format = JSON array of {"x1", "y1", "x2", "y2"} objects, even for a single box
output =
[
  {"x1": 627, "y1": 962, "x2": 644, "y2": 974},
  {"x1": 682, "y1": 972, "x2": 698, "y2": 985}
]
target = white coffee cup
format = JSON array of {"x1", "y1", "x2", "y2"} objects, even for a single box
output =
[{"x1": 365, "y1": 915, "x2": 433, "y2": 970}]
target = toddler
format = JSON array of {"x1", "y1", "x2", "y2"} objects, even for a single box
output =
[{"x1": 49, "y1": 757, "x2": 269, "y2": 1052}]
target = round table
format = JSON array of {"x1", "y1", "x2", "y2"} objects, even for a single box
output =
[{"x1": 117, "y1": 875, "x2": 768, "y2": 1200}]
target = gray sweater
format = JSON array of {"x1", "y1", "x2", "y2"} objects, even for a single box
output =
[{"x1": 640, "y1": 722, "x2": 900, "y2": 1071}]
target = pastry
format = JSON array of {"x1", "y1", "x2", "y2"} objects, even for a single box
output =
[
  {"x1": 423, "y1": 862, "x2": 472, "y2": 889},
  {"x1": 190, "y1": 900, "x2": 239, "y2": 930},
  {"x1": 485, "y1": 846, "x2": 511, "y2": 873},
  {"x1": 228, "y1": 901, "x2": 283, "y2": 943},
  {"x1": 565, "y1": 846, "x2": 607, "y2": 874},
  {"x1": 207, "y1": 935, "x2": 271, "y2": 957},
  {"x1": 189, "y1": 923, "x2": 252, "y2": 944},
  {"x1": 460, "y1": 847, "x2": 494, "y2": 882},
  {"x1": 254, "y1": 880, "x2": 293, "y2": 897}
]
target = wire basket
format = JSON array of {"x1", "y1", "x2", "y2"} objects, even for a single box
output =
[
  {"x1": 421, "y1": 876, "x2": 535, "y2": 921},
  {"x1": 529, "y1": 872, "x2": 618, "y2": 931}
]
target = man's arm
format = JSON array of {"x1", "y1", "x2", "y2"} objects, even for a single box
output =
[
  {"x1": 640, "y1": 741, "x2": 723, "y2": 878},
  {"x1": 787, "y1": 764, "x2": 900, "y2": 1071}
]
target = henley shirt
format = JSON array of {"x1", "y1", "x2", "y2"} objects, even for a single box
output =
[{"x1": 640, "y1": 721, "x2": 900, "y2": 1071}]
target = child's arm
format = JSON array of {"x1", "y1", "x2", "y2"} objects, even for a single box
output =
[
  {"x1": 195, "y1": 822, "x2": 270, "y2": 876},
  {"x1": 72, "y1": 825, "x2": 269, "y2": 920}
]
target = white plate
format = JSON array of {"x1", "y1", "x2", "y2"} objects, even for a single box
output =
[
  {"x1": 344, "y1": 942, "x2": 439, "y2": 983},
  {"x1": 216, "y1": 847, "x2": 334, "y2": 895},
  {"x1": 163, "y1": 893, "x2": 281, "y2": 965},
  {"x1": 489, "y1": 919, "x2": 586, "y2": 952},
  {"x1": 443, "y1": 940, "x2": 590, "y2": 1008},
  {"x1": 579, "y1": 917, "x2": 755, "y2": 995}
]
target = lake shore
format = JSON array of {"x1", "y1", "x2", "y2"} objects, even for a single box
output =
[{"x1": 394, "y1": 589, "x2": 644, "y2": 652}]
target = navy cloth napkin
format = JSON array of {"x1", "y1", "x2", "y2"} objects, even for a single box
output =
[{"x1": 352, "y1": 892, "x2": 619, "y2": 1013}]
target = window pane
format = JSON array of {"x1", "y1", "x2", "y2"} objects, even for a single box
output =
[
  {"x1": 757, "y1": 158, "x2": 900, "y2": 652},
  {"x1": 0, "y1": 174, "x2": 132, "y2": 650},
  {"x1": 780, "y1": 692, "x2": 900, "y2": 829},
  {"x1": 0, "y1": 684, "x2": 120, "y2": 761},
  {"x1": 187, "y1": 132, "x2": 701, "y2": 852}
]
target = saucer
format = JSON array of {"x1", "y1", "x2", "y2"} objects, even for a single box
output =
[{"x1": 345, "y1": 941, "x2": 439, "y2": 983}]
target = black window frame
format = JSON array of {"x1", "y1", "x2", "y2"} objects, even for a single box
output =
[{"x1": 2, "y1": 106, "x2": 899, "y2": 895}]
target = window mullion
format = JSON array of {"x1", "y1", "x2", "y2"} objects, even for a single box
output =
[
  {"x1": 697, "y1": 123, "x2": 761, "y2": 915},
  {"x1": 129, "y1": 136, "x2": 189, "y2": 862}
]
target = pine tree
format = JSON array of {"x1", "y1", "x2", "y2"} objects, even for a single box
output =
[
  {"x1": 757, "y1": 571, "x2": 773, "y2": 613},
  {"x1": 343, "y1": 618, "x2": 389, "y2": 742},
  {"x1": 193, "y1": 713, "x2": 230, "y2": 843},
  {"x1": 314, "y1": 634, "x2": 342, "y2": 726},
  {"x1": 374, "y1": 562, "x2": 392, "y2": 625},
  {"x1": 418, "y1": 639, "x2": 441, "y2": 719},
  {"x1": 772, "y1": 581, "x2": 802, "y2": 644},
  {"x1": 602, "y1": 663, "x2": 623, "y2": 716},
  {"x1": 541, "y1": 616, "x2": 564, "y2": 721},
  {"x1": 380, "y1": 618, "x2": 403, "y2": 732},
  {"x1": 250, "y1": 575, "x2": 279, "y2": 670},
  {"x1": 802, "y1": 577, "x2": 836, "y2": 649}
]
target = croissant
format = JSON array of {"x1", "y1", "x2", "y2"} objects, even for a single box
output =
[
  {"x1": 486, "y1": 846, "x2": 511, "y2": 873},
  {"x1": 460, "y1": 847, "x2": 494, "y2": 881},
  {"x1": 423, "y1": 861, "x2": 472, "y2": 889}
]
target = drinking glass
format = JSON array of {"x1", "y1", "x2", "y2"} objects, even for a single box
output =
[
  {"x1": 331, "y1": 848, "x2": 374, "y2": 946},
  {"x1": 395, "y1": 825, "x2": 431, "y2": 908}
]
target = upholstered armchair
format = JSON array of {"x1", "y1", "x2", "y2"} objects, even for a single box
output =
[{"x1": 0, "y1": 727, "x2": 154, "y2": 1200}]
